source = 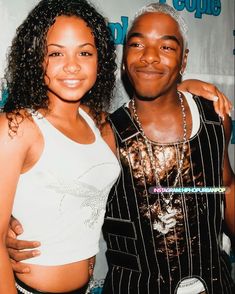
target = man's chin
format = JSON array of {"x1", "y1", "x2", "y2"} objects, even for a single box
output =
[{"x1": 134, "y1": 93, "x2": 160, "y2": 101}]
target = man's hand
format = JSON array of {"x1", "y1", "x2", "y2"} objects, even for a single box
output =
[
  {"x1": 6, "y1": 216, "x2": 41, "y2": 273},
  {"x1": 178, "y1": 79, "x2": 233, "y2": 119}
]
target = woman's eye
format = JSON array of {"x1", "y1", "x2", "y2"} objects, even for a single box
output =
[
  {"x1": 80, "y1": 51, "x2": 92, "y2": 56},
  {"x1": 48, "y1": 52, "x2": 63, "y2": 57}
]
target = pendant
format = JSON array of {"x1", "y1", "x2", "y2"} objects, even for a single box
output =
[{"x1": 153, "y1": 208, "x2": 177, "y2": 234}]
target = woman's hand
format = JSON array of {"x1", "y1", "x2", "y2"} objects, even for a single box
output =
[
  {"x1": 178, "y1": 79, "x2": 233, "y2": 119},
  {"x1": 6, "y1": 216, "x2": 41, "y2": 273}
]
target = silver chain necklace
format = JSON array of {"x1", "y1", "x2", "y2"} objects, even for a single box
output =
[{"x1": 131, "y1": 92, "x2": 187, "y2": 234}]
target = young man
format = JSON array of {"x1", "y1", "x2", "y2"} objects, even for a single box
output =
[
  {"x1": 6, "y1": 3, "x2": 234, "y2": 294},
  {"x1": 101, "y1": 3, "x2": 234, "y2": 294}
]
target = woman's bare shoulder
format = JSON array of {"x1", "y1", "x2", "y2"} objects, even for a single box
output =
[
  {"x1": 0, "y1": 110, "x2": 39, "y2": 143},
  {"x1": 100, "y1": 119, "x2": 117, "y2": 155},
  {"x1": 80, "y1": 104, "x2": 108, "y2": 123}
]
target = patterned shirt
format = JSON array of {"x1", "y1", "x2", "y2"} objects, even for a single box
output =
[{"x1": 102, "y1": 96, "x2": 234, "y2": 294}]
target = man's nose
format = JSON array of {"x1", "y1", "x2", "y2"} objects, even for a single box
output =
[{"x1": 140, "y1": 46, "x2": 160, "y2": 64}]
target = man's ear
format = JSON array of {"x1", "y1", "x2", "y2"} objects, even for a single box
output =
[{"x1": 180, "y1": 48, "x2": 189, "y2": 75}]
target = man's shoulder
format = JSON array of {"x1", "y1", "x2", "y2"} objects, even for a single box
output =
[
  {"x1": 108, "y1": 104, "x2": 131, "y2": 126},
  {"x1": 108, "y1": 104, "x2": 140, "y2": 142},
  {"x1": 109, "y1": 104, "x2": 127, "y2": 118},
  {"x1": 193, "y1": 95, "x2": 221, "y2": 124}
]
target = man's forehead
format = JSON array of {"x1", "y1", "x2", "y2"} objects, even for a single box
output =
[
  {"x1": 129, "y1": 12, "x2": 183, "y2": 40},
  {"x1": 132, "y1": 12, "x2": 179, "y2": 29}
]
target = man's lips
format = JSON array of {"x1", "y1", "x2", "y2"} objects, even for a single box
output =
[{"x1": 134, "y1": 68, "x2": 165, "y2": 78}]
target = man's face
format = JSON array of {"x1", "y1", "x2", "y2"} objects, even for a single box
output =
[{"x1": 125, "y1": 12, "x2": 186, "y2": 100}]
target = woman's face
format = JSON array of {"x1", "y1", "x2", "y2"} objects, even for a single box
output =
[{"x1": 44, "y1": 15, "x2": 98, "y2": 104}]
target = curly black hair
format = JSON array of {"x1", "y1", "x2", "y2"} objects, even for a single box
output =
[{"x1": 3, "y1": 0, "x2": 116, "y2": 131}]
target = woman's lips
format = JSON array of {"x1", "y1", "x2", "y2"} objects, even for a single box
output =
[{"x1": 60, "y1": 79, "x2": 83, "y2": 87}]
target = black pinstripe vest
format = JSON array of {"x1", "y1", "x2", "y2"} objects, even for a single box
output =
[{"x1": 102, "y1": 96, "x2": 234, "y2": 294}]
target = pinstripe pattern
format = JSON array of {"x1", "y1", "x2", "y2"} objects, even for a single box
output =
[{"x1": 102, "y1": 96, "x2": 234, "y2": 294}]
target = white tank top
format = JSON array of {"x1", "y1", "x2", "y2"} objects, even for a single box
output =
[{"x1": 12, "y1": 108, "x2": 120, "y2": 266}]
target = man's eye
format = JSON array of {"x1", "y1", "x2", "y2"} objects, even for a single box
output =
[
  {"x1": 128, "y1": 42, "x2": 142, "y2": 48},
  {"x1": 161, "y1": 45, "x2": 175, "y2": 51}
]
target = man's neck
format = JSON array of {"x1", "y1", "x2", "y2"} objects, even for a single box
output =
[
  {"x1": 133, "y1": 90, "x2": 180, "y2": 118},
  {"x1": 130, "y1": 90, "x2": 190, "y2": 143}
]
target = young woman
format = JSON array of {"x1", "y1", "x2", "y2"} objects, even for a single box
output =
[
  {"x1": 1, "y1": 0, "x2": 232, "y2": 293},
  {"x1": 0, "y1": 0, "x2": 120, "y2": 293}
]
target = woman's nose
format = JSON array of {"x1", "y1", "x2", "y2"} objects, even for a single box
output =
[{"x1": 63, "y1": 56, "x2": 81, "y2": 73}]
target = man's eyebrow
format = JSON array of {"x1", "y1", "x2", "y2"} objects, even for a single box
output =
[
  {"x1": 127, "y1": 33, "x2": 181, "y2": 46},
  {"x1": 161, "y1": 35, "x2": 181, "y2": 45},
  {"x1": 127, "y1": 32, "x2": 144, "y2": 40}
]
